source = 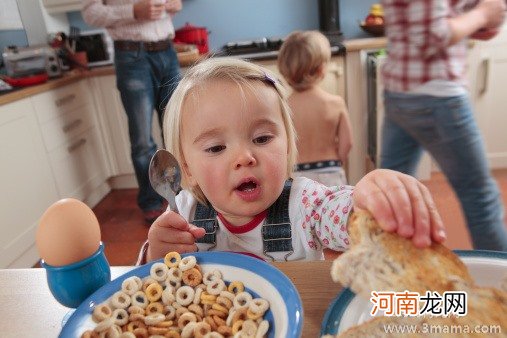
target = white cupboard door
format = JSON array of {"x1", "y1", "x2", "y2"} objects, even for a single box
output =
[
  {"x1": 471, "y1": 27, "x2": 507, "y2": 168},
  {"x1": 48, "y1": 128, "x2": 106, "y2": 200},
  {"x1": 91, "y1": 75, "x2": 134, "y2": 176},
  {"x1": 90, "y1": 75, "x2": 163, "y2": 178},
  {"x1": 320, "y1": 57, "x2": 346, "y2": 99},
  {"x1": 0, "y1": 99, "x2": 58, "y2": 268}
]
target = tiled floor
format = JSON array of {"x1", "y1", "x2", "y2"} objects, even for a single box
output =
[{"x1": 94, "y1": 170, "x2": 507, "y2": 266}]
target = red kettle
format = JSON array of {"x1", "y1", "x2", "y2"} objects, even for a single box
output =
[{"x1": 174, "y1": 22, "x2": 209, "y2": 54}]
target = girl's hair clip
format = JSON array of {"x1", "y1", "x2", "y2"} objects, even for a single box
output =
[{"x1": 263, "y1": 72, "x2": 277, "y2": 87}]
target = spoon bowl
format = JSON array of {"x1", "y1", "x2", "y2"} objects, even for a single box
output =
[{"x1": 149, "y1": 149, "x2": 182, "y2": 213}]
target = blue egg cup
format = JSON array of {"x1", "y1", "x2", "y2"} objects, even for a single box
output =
[{"x1": 41, "y1": 242, "x2": 111, "y2": 308}]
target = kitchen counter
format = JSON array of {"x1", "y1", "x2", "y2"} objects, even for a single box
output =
[
  {"x1": 0, "y1": 52, "x2": 205, "y2": 106},
  {"x1": 0, "y1": 37, "x2": 387, "y2": 107},
  {"x1": 343, "y1": 37, "x2": 387, "y2": 52}
]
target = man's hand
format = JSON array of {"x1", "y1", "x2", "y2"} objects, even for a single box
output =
[
  {"x1": 133, "y1": 0, "x2": 166, "y2": 20},
  {"x1": 165, "y1": 0, "x2": 182, "y2": 14},
  {"x1": 146, "y1": 210, "x2": 205, "y2": 262}
]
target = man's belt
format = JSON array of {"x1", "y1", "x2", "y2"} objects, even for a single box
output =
[{"x1": 114, "y1": 39, "x2": 172, "y2": 52}]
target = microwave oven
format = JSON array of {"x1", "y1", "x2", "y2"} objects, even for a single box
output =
[
  {"x1": 2, "y1": 45, "x2": 62, "y2": 78},
  {"x1": 75, "y1": 29, "x2": 114, "y2": 67}
]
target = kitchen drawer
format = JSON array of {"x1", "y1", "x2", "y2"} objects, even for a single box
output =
[
  {"x1": 31, "y1": 81, "x2": 89, "y2": 124},
  {"x1": 48, "y1": 128, "x2": 106, "y2": 200},
  {"x1": 40, "y1": 104, "x2": 95, "y2": 152}
]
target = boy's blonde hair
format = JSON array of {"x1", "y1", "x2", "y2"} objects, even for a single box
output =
[
  {"x1": 163, "y1": 57, "x2": 298, "y2": 204},
  {"x1": 278, "y1": 30, "x2": 331, "y2": 91}
]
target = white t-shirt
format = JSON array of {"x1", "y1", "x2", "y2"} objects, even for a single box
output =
[{"x1": 176, "y1": 177, "x2": 353, "y2": 261}]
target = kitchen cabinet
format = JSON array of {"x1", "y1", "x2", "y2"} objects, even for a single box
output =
[
  {"x1": 16, "y1": 0, "x2": 69, "y2": 46},
  {"x1": 467, "y1": 25, "x2": 507, "y2": 168},
  {"x1": 0, "y1": 98, "x2": 58, "y2": 268},
  {"x1": 89, "y1": 75, "x2": 163, "y2": 188},
  {"x1": 0, "y1": 80, "x2": 110, "y2": 268},
  {"x1": 31, "y1": 80, "x2": 110, "y2": 204},
  {"x1": 41, "y1": 0, "x2": 81, "y2": 14}
]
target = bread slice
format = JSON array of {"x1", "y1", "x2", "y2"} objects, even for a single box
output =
[
  {"x1": 330, "y1": 210, "x2": 507, "y2": 338},
  {"x1": 331, "y1": 210, "x2": 473, "y2": 297}
]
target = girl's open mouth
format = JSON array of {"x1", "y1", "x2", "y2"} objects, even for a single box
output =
[
  {"x1": 237, "y1": 180, "x2": 257, "y2": 192},
  {"x1": 235, "y1": 178, "x2": 261, "y2": 201}
]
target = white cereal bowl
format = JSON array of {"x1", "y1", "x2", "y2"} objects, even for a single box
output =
[{"x1": 60, "y1": 251, "x2": 303, "y2": 337}]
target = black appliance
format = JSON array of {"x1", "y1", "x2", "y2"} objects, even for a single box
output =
[
  {"x1": 216, "y1": 36, "x2": 346, "y2": 60},
  {"x1": 215, "y1": 37, "x2": 285, "y2": 60},
  {"x1": 318, "y1": 0, "x2": 343, "y2": 45}
]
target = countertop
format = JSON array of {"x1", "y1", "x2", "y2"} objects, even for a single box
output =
[
  {"x1": 0, "y1": 37, "x2": 387, "y2": 107},
  {"x1": 0, "y1": 260, "x2": 344, "y2": 337}
]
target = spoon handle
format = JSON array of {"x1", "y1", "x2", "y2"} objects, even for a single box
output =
[{"x1": 167, "y1": 193, "x2": 179, "y2": 214}]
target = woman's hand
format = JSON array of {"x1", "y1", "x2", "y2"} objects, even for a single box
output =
[
  {"x1": 353, "y1": 169, "x2": 446, "y2": 248},
  {"x1": 146, "y1": 210, "x2": 205, "y2": 262}
]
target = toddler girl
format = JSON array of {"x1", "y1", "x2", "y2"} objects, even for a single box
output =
[{"x1": 142, "y1": 57, "x2": 445, "y2": 263}]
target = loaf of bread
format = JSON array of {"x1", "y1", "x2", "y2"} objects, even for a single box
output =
[{"x1": 330, "y1": 210, "x2": 507, "y2": 338}]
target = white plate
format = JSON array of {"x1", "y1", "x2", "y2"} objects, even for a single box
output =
[
  {"x1": 60, "y1": 251, "x2": 303, "y2": 338},
  {"x1": 321, "y1": 250, "x2": 507, "y2": 335}
]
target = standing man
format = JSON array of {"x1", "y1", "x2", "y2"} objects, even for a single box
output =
[
  {"x1": 82, "y1": 0, "x2": 182, "y2": 224},
  {"x1": 380, "y1": 0, "x2": 507, "y2": 251}
]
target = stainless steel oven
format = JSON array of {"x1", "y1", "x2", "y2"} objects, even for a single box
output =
[{"x1": 366, "y1": 51, "x2": 386, "y2": 168}]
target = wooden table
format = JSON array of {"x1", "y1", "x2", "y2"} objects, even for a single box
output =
[{"x1": 0, "y1": 261, "x2": 342, "y2": 337}]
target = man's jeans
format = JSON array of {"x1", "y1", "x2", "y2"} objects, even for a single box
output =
[
  {"x1": 115, "y1": 44, "x2": 181, "y2": 212},
  {"x1": 381, "y1": 91, "x2": 507, "y2": 251}
]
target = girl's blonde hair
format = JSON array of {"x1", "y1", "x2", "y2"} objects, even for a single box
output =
[
  {"x1": 278, "y1": 30, "x2": 331, "y2": 91},
  {"x1": 163, "y1": 57, "x2": 298, "y2": 204}
]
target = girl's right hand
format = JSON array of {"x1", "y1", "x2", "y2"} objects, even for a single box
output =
[{"x1": 146, "y1": 211, "x2": 205, "y2": 262}]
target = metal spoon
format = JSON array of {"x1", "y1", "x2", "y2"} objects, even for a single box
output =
[{"x1": 149, "y1": 149, "x2": 182, "y2": 213}]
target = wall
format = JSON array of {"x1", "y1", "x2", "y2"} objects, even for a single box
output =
[
  {"x1": 0, "y1": 0, "x2": 377, "y2": 61},
  {"x1": 0, "y1": 30, "x2": 27, "y2": 67}
]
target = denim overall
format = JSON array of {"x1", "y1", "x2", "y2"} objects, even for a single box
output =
[{"x1": 192, "y1": 180, "x2": 294, "y2": 261}]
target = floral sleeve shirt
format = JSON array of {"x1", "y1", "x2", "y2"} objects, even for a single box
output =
[{"x1": 176, "y1": 176, "x2": 354, "y2": 261}]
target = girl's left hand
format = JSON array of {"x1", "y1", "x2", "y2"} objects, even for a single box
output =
[{"x1": 353, "y1": 169, "x2": 446, "y2": 248}]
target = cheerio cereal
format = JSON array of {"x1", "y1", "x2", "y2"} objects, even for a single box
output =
[{"x1": 81, "y1": 252, "x2": 271, "y2": 338}]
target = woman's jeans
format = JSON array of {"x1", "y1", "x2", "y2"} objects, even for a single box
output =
[
  {"x1": 114, "y1": 44, "x2": 181, "y2": 212},
  {"x1": 381, "y1": 91, "x2": 507, "y2": 251}
]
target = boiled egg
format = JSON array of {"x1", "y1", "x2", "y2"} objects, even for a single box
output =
[{"x1": 36, "y1": 198, "x2": 101, "y2": 266}]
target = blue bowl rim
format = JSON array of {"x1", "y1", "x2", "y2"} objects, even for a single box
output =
[{"x1": 60, "y1": 251, "x2": 304, "y2": 338}]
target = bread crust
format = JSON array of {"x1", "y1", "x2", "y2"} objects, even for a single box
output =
[{"x1": 331, "y1": 210, "x2": 507, "y2": 338}]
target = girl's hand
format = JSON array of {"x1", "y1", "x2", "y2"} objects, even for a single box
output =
[
  {"x1": 146, "y1": 211, "x2": 205, "y2": 261},
  {"x1": 353, "y1": 169, "x2": 446, "y2": 248}
]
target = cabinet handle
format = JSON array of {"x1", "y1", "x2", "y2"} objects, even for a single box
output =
[
  {"x1": 478, "y1": 58, "x2": 490, "y2": 96},
  {"x1": 62, "y1": 119, "x2": 83, "y2": 133},
  {"x1": 67, "y1": 138, "x2": 87, "y2": 153},
  {"x1": 329, "y1": 65, "x2": 343, "y2": 77},
  {"x1": 55, "y1": 94, "x2": 76, "y2": 107}
]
